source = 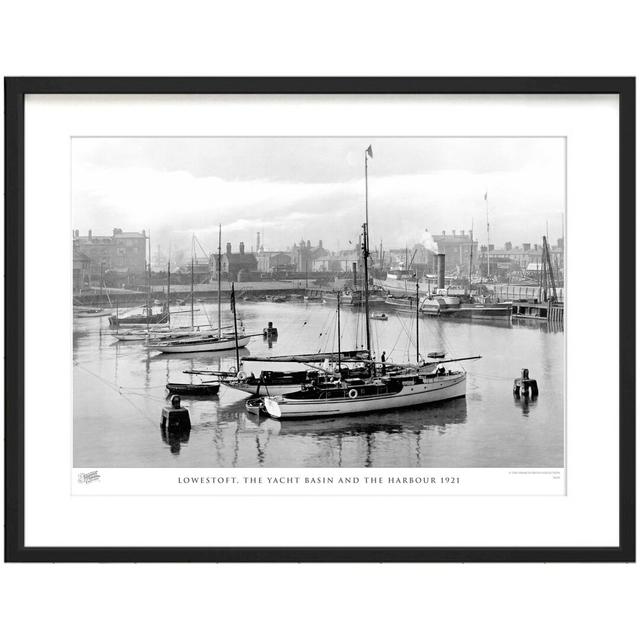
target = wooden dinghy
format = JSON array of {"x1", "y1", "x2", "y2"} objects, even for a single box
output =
[
  {"x1": 245, "y1": 397, "x2": 267, "y2": 416},
  {"x1": 165, "y1": 381, "x2": 220, "y2": 396}
]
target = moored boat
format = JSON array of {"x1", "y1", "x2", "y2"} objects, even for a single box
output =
[
  {"x1": 245, "y1": 397, "x2": 267, "y2": 416},
  {"x1": 75, "y1": 308, "x2": 111, "y2": 318},
  {"x1": 109, "y1": 309, "x2": 168, "y2": 327},
  {"x1": 264, "y1": 144, "x2": 479, "y2": 420},
  {"x1": 152, "y1": 333, "x2": 251, "y2": 354},
  {"x1": 263, "y1": 369, "x2": 467, "y2": 419},
  {"x1": 165, "y1": 381, "x2": 220, "y2": 395}
]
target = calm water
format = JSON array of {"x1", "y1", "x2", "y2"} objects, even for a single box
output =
[{"x1": 73, "y1": 301, "x2": 564, "y2": 468}]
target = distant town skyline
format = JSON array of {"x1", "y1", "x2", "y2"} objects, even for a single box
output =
[{"x1": 72, "y1": 137, "x2": 565, "y2": 257}]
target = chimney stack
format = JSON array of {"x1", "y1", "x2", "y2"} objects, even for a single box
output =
[
  {"x1": 226, "y1": 242, "x2": 232, "y2": 255},
  {"x1": 352, "y1": 262, "x2": 357, "y2": 287},
  {"x1": 256, "y1": 232, "x2": 261, "y2": 253},
  {"x1": 239, "y1": 242, "x2": 245, "y2": 255},
  {"x1": 437, "y1": 253, "x2": 446, "y2": 290},
  {"x1": 88, "y1": 229, "x2": 92, "y2": 240}
]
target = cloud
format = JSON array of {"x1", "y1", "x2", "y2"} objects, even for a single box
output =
[{"x1": 72, "y1": 138, "x2": 566, "y2": 258}]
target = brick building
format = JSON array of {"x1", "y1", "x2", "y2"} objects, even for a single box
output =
[
  {"x1": 432, "y1": 230, "x2": 478, "y2": 271},
  {"x1": 73, "y1": 228, "x2": 147, "y2": 275},
  {"x1": 210, "y1": 242, "x2": 258, "y2": 281}
]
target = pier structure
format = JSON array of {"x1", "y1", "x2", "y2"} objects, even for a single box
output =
[{"x1": 511, "y1": 299, "x2": 564, "y2": 323}]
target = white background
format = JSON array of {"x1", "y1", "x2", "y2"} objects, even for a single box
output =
[
  {"x1": 1, "y1": 2, "x2": 638, "y2": 639},
  {"x1": 25, "y1": 94, "x2": 609, "y2": 548}
]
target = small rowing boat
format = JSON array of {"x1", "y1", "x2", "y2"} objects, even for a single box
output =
[
  {"x1": 245, "y1": 397, "x2": 267, "y2": 416},
  {"x1": 165, "y1": 381, "x2": 220, "y2": 396}
]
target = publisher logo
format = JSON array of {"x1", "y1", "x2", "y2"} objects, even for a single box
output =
[{"x1": 78, "y1": 470, "x2": 101, "y2": 484}]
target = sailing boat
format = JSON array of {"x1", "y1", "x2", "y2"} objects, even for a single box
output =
[
  {"x1": 75, "y1": 263, "x2": 112, "y2": 317},
  {"x1": 151, "y1": 227, "x2": 253, "y2": 354},
  {"x1": 263, "y1": 145, "x2": 479, "y2": 420},
  {"x1": 263, "y1": 285, "x2": 478, "y2": 419},
  {"x1": 263, "y1": 281, "x2": 475, "y2": 419},
  {"x1": 109, "y1": 241, "x2": 169, "y2": 327}
]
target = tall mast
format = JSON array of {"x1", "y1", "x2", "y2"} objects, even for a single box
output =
[
  {"x1": 485, "y1": 191, "x2": 490, "y2": 279},
  {"x1": 337, "y1": 291, "x2": 341, "y2": 375},
  {"x1": 190, "y1": 236, "x2": 195, "y2": 328},
  {"x1": 468, "y1": 221, "x2": 474, "y2": 293},
  {"x1": 166, "y1": 260, "x2": 171, "y2": 326},
  {"x1": 217, "y1": 224, "x2": 222, "y2": 338},
  {"x1": 191, "y1": 235, "x2": 196, "y2": 329},
  {"x1": 146, "y1": 231, "x2": 151, "y2": 330},
  {"x1": 231, "y1": 283, "x2": 240, "y2": 372},
  {"x1": 363, "y1": 145, "x2": 372, "y2": 356},
  {"x1": 416, "y1": 281, "x2": 420, "y2": 363}
]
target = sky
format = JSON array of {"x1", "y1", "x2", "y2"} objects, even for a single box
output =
[{"x1": 72, "y1": 137, "x2": 565, "y2": 260}]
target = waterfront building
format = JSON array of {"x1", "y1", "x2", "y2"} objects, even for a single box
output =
[
  {"x1": 312, "y1": 252, "x2": 359, "y2": 273},
  {"x1": 478, "y1": 240, "x2": 565, "y2": 281},
  {"x1": 256, "y1": 251, "x2": 292, "y2": 273},
  {"x1": 291, "y1": 238, "x2": 328, "y2": 272},
  {"x1": 72, "y1": 248, "x2": 91, "y2": 292},
  {"x1": 210, "y1": 242, "x2": 258, "y2": 281},
  {"x1": 432, "y1": 230, "x2": 478, "y2": 271},
  {"x1": 73, "y1": 228, "x2": 147, "y2": 275}
]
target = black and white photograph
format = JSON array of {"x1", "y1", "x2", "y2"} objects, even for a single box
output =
[{"x1": 72, "y1": 136, "x2": 565, "y2": 470}]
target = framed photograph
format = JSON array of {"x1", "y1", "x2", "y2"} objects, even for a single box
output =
[{"x1": 5, "y1": 77, "x2": 635, "y2": 562}]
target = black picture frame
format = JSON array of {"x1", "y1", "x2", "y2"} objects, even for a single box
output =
[{"x1": 4, "y1": 77, "x2": 635, "y2": 563}]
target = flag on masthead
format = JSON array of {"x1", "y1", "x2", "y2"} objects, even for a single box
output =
[{"x1": 366, "y1": 145, "x2": 373, "y2": 158}]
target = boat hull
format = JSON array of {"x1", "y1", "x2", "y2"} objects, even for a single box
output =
[
  {"x1": 109, "y1": 312, "x2": 168, "y2": 327},
  {"x1": 165, "y1": 383, "x2": 220, "y2": 395},
  {"x1": 153, "y1": 335, "x2": 251, "y2": 353},
  {"x1": 245, "y1": 398, "x2": 267, "y2": 415},
  {"x1": 222, "y1": 380, "x2": 307, "y2": 396},
  {"x1": 421, "y1": 302, "x2": 512, "y2": 317},
  {"x1": 375, "y1": 277, "x2": 432, "y2": 296},
  {"x1": 263, "y1": 373, "x2": 466, "y2": 419},
  {"x1": 75, "y1": 309, "x2": 111, "y2": 318}
]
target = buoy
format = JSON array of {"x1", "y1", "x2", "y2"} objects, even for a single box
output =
[
  {"x1": 348, "y1": 388, "x2": 358, "y2": 399},
  {"x1": 161, "y1": 394, "x2": 191, "y2": 430}
]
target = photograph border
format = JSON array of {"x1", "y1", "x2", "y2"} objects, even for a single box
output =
[{"x1": 4, "y1": 76, "x2": 635, "y2": 562}]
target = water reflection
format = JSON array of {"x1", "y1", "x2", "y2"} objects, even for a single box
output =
[
  {"x1": 273, "y1": 397, "x2": 468, "y2": 436},
  {"x1": 160, "y1": 422, "x2": 191, "y2": 455},
  {"x1": 514, "y1": 394, "x2": 538, "y2": 416},
  {"x1": 74, "y1": 302, "x2": 565, "y2": 468}
]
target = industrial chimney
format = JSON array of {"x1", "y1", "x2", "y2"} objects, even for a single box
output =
[
  {"x1": 352, "y1": 262, "x2": 357, "y2": 287},
  {"x1": 256, "y1": 232, "x2": 261, "y2": 253},
  {"x1": 437, "y1": 253, "x2": 445, "y2": 290},
  {"x1": 226, "y1": 242, "x2": 232, "y2": 255},
  {"x1": 239, "y1": 242, "x2": 245, "y2": 255}
]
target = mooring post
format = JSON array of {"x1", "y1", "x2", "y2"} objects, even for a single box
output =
[{"x1": 161, "y1": 394, "x2": 191, "y2": 430}]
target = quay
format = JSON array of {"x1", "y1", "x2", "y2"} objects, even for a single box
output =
[
  {"x1": 511, "y1": 299, "x2": 564, "y2": 323},
  {"x1": 74, "y1": 280, "x2": 310, "y2": 306}
]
